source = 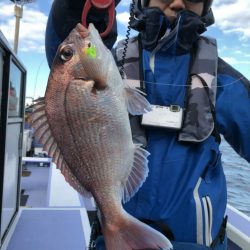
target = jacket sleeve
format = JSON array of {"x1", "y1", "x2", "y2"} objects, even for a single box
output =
[{"x1": 216, "y1": 57, "x2": 250, "y2": 162}]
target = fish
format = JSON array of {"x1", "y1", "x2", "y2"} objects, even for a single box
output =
[{"x1": 31, "y1": 23, "x2": 172, "y2": 250}]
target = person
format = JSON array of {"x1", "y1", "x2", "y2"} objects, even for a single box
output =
[
  {"x1": 45, "y1": 0, "x2": 121, "y2": 68},
  {"x1": 45, "y1": 0, "x2": 250, "y2": 249}
]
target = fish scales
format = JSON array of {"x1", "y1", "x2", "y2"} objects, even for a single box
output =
[
  {"x1": 31, "y1": 23, "x2": 172, "y2": 250},
  {"x1": 64, "y1": 82, "x2": 131, "y2": 185}
]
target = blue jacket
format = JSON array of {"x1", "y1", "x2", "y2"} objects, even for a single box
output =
[{"x1": 122, "y1": 46, "x2": 250, "y2": 246}]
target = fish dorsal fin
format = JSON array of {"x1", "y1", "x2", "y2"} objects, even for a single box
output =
[
  {"x1": 31, "y1": 98, "x2": 91, "y2": 197},
  {"x1": 123, "y1": 81, "x2": 152, "y2": 115},
  {"x1": 122, "y1": 145, "x2": 150, "y2": 203}
]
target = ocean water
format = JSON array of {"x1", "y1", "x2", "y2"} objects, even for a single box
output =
[{"x1": 220, "y1": 137, "x2": 250, "y2": 217}]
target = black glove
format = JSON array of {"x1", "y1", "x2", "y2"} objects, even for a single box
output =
[{"x1": 52, "y1": 0, "x2": 121, "y2": 50}]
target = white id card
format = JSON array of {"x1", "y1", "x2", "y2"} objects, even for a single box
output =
[{"x1": 141, "y1": 105, "x2": 183, "y2": 130}]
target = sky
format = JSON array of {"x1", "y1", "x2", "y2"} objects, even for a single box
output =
[{"x1": 0, "y1": 0, "x2": 250, "y2": 103}]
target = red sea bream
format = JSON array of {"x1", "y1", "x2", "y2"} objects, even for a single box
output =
[{"x1": 31, "y1": 23, "x2": 172, "y2": 250}]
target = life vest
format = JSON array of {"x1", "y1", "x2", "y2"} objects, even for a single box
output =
[{"x1": 115, "y1": 36, "x2": 219, "y2": 143}]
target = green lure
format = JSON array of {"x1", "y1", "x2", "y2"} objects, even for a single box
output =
[{"x1": 83, "y1": 46, "x2": 97, "y2": 59}]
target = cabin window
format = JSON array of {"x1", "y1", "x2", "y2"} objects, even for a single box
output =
[{"x1": 8, "y1": 61, "x2": 22, "y2": 117}]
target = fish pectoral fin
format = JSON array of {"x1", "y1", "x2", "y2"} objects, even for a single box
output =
[
  {"x1": 124, "y1": 85, "x2": 152, "y2": 116},
  {"x1": 122, "y1": 145, "x2": 150, "y2": 203}
]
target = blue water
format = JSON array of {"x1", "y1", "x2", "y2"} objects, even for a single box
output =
[{"x1": 220, "y1": 137, "x2": 250, "y2": 217}]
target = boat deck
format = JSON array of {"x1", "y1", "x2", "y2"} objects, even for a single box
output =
[
  {"x1": 1, "y1": 159, "x2": 92, "y2": 250},
  {"x1": 1, "y1": 158, "x2": 249, "y2": 250},
  {"x1": 4, "y1": 208, "x2": 88, "y2": 250},
  {"x1": 21, "y1": 163, "x2": 50, "y2": 207}
]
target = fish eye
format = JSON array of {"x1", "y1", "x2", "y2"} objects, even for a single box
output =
[
  {"x1": 87, "y1": 42, "x2": 91, "y2": 48},
  {"x1": 60, "y1": 45, "x2": 74, "y2": 61}
]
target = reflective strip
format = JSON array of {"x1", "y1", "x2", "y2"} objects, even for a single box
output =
[
  {"x1": 202, "y1": 196, "x2": 213, "y2": 246},
  {"x1": 193, "y1": 178, "x2": 203, "y2": 244},
  {"x1": 207, "y1": 196, "x2": 213, "y2": 244},
  {"x1": 202, "y1": 197, "x2": 210, "y2": 246},
  {"x1": 149, "y1": 52, "x2": 155, "y2": 73}
]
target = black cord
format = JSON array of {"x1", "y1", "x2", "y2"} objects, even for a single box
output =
[
  {"x1": 88, "y1": 211, "x2": 101, "y2": 250},
  {"x1": 119, "y1": 0, "x2": 136, "y2": 79},
  {"x1": 88, "y1": 217, "x2": 97, "y2": 250}
]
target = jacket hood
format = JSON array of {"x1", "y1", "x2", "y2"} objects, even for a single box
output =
[{"x1": 139, "y1": 0, "x2": 214, "y2": 27}]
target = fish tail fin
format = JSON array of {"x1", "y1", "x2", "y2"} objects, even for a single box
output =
[{"x1": 102, "y1": 213, "x2": 172, "y2": 250}]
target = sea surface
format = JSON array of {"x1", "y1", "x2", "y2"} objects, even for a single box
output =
[{"x1": 220, "y1": 137, "x2": 250, "y2": 217}]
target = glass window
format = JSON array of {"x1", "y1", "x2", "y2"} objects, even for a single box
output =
[
  {"x1": 1, "y1": 123, "x2": 21, "y2": 238},
  {"x1": 0, "y1": 50, "x2": 3, "y2": 119},
  {"x1": 8, "y1": 62, "x2": 22, "y2": 117}
]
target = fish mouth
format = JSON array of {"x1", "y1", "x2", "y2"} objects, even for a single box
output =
[{"x1": 76, "y1": 23, "x2": 90, "y2": 39}]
